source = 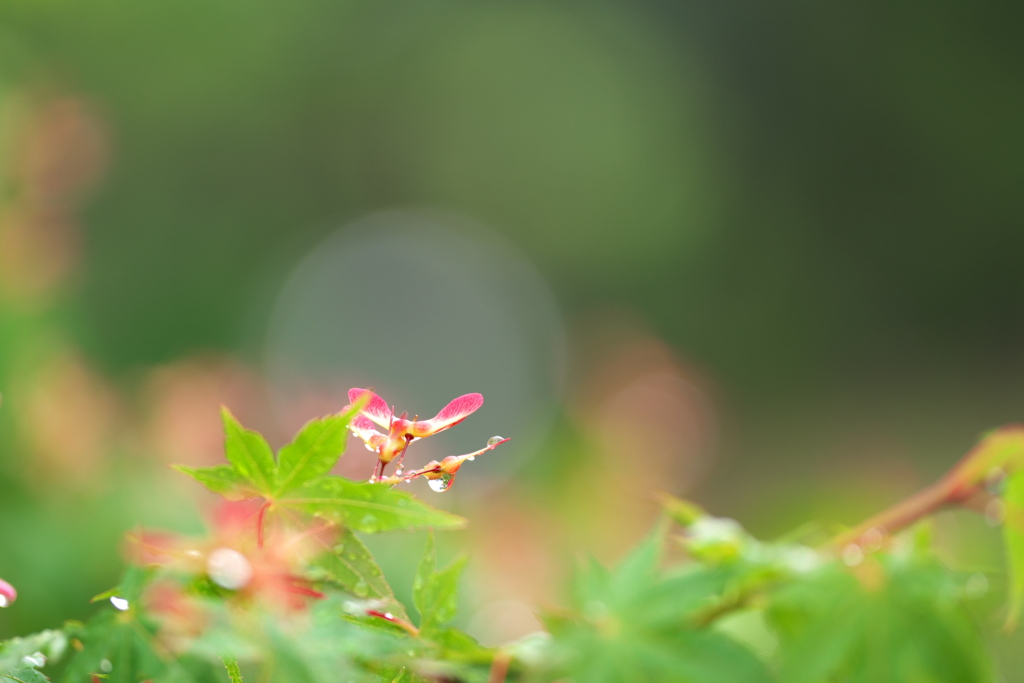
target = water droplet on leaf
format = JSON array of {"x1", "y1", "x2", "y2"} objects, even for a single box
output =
[
  {"x1": 965, "y1": 572, "x2": 989, "y2": 599},
  {"x1": 20, "y1": 652, "x2": 46, "y2": 668},
  {"x1": 429, "y1": 474, "x2": 454, "y2": 492},
  {"x1": 207, "y1": 547, "x2": 253, "y2": 590},
  {"x1": 841, "y1": 544, "x2": 864, "y2": 567},
  {"x1": 0, "y1": 596, "x2": 7, "y2": 608},
  {"x1": 780, "y1": 545, "x2": 821, "y2": 574},
  {"x1": 353, "y1": 579, "x2": 369, "y2": 597},
  {"x1": 360, "y1": 514, "x2": 380, "y2": 532},
  {"x1": 986, "y1": 498, "x2": 1006, "y2": 527},
  {"x1": 985, "y1": 468, "x2": 1005, "y2": 492},
  {"x1": 488, "y1": 436, "x2": 504, "y2": 446},
  {"x1": 100, "y1": 659, "x2": 113, "y2": 673},
  {"x1": 583, "y1": 600, "x2": 609, "y2": 620},
  {"x1": 110, "y1": 596, "x2": 130, "y2": 611},
  {"x1": 860, "y1": 527, "x2": 884, "y2": 553}
]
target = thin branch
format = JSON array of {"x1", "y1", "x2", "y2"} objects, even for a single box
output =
[
  {"x1": 833, "y1": 426, "x2": 1024, "y2": 548},
  {"x1": 488, "y1": 651, "x2": 512, "y2": 683}
]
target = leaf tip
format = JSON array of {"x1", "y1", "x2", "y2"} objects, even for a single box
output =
[{"x1": 656, "y1": 492, "x2": 706, "y2": 527}]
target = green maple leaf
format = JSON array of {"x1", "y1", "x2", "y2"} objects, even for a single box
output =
[{"x1": 413, "y1": 533, "x2": 469, "y2": 635}]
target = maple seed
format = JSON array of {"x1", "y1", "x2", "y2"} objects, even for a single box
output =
[{"x1": 348, "y1": 388, "x2": 484, "y2": 481}]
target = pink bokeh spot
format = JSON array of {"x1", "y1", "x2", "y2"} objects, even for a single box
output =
[{"x1": 0, "y1": 577, "x2": 16, "y2": 607}]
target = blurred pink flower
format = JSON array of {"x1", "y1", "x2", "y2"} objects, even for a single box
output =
[
  {"x1": 139, "y1": 356, "x2": 270, "y2": 467},
  {"x1": 127, "y1": 500, "x2": 333, "y2": 615},
  {"x1": 20, "y1": 350, "x2": 120, "y2": 489},
  {"x1": 0, "y1": 93, "x2": 107, "y2": 303},
  {"x1": 0, "y1": 577, "x2": 16, "y2": 607}
]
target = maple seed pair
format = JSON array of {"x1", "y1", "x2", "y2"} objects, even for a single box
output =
[{"x1": 347, "y1": 388, "x2": 485, "y2": 482}]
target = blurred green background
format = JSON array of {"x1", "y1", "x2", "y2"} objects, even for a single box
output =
[{"x1": 1, "y1": 0, "x2": 1023, "y2": 663}]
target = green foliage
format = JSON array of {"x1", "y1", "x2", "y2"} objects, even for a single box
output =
[
  {"x1": 766, "y1": 557, "x2": 992, "y2": 683},
  {"x1": 414, "y1": 534, "x2": 469, "y2": 635},
  {"x1": 275, "y1": 408, "x2": 360, "y2": 496},
  {"x1": 171, "y1": 464, "x2": 253, "y2": 500},
  {"x1": 278, "y1": 477, "x2": 465, "y2": 532},
  {"x1": 1003, "y1": 467, "x2": 1024, "y2": 629},
  {"x1": 176, "y1": 407, "x2": 355, "y2": 501},
  {"x1": 221, "y1": 654, "x2": 243, "y2": 683},
  {"x1": 221, "y1": 408, "x2": 278, "y2": 496},
  {"x1": 0, "y1": 630, "x2": 66, "y2": 673},
  {"x1": 540, "y1": 524, "x2": 774, "y2": 683},
  {"x1": 6, "y1": 415, "x2": 1024, "y2": 681},
  {"x1": 311, "y1": 528, "x2": 408, "y2": 618},
  {"x1": 1, "y1": 669, "x2": 50, "y2": 683},
  {"x1": 175, "y1": 402, "x2": 463, "y2": 535}
]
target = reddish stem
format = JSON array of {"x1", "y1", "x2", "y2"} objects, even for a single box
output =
[
  {"x1": 367, "y1": 609, "x2": 420, "y2": 636},
  {"x1": 393, "y1": 436, "x2": 413, "y2": 473},
  {"x1": 287, "y1": 583, "x2": 326, "y2": 599},
  {"x1": 488, "y1": 651, "x2": 512, "y2": 683},
  {"x1": 256, "y1": 501, "x2": 271, "y2": 549},
  {"x1": 833, "y1": 482, "x2": 967, "y2": 548},
  {"x1": 833, "y1": 436, "x2": 1001, "y2": 548}
]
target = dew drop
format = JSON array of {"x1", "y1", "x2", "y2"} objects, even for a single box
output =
[
  {"x1": 782, "y1": 545, "x2": 821, "y2": 574},
  {"x1": 583, "y1": 600, "x2": 609, "y2": 620},
  {"x1": 487, "y1": 436, "x2": 504, "y2": 446},
  {"x1": 359, "y1": 514, "x2": 380, "y2": 532},
  {"x1": 965, "y1": 572, "x2": 989, "y2": 599},
  {"x1": 467, "y1": 456, "x2": 475, "y2": 461},
  {"x1": 861, "y1": 527, "x2": 884, "y2": 553},
  {"x1": 20, "y1": 652, "x2": 46, "y2": 668},
  {"x1": 110, "y1": 596, "x2": 130, "y2": 611},
  {"x1": 383, "y1": 612, "x2": 394, "y2": 620},
  {"x1": 428, "y1": 474, "x2": 454, "y2": 492},
  {"x1": 986, "y1": 498, "x2": 1006, "y2": 527},
  {"x1": 0, "y1": 596, "x2": 7, "y2": 608},
  {"x1": 353, "y1": 579, "x2": 369, "y2": 598},
  {"x1": 100, "y1": 659, "x2": 113, "y2": 673},
  {"x1": 985, "y1": 468, "x2": 1005, "y2": 492},
  {"x1": 207, "y1": 548, "x2": 253, "y2": 590},
  {"x1": 841, "y1": 544, "x2": 864, "y2": 567}
]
